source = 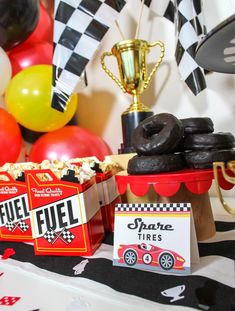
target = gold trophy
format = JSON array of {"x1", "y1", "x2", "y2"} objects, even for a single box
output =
[
  {"x1": 101, "y1": 39, "x2": 165, "y2": 153},
  {"x1": 213, "y1": 161, "x2": 235, "y2": 216}
]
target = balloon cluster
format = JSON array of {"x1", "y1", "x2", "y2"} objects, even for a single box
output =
[{"x1": 0, "y1": 0, "x2": 111, "y2": 165}]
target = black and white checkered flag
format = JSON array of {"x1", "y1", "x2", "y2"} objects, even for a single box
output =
[
  {"x1": 61, "y1": 227, "x2": 75, "y2": 244},
  {"x1": 5, "y1": 220, "x2": 15, "y2": 232},
  {"x1": 16, "y1": 220, "x2": 29, "y2": 232},
  {"x1": 44, "y1": 228, "x2": 56, "y2": 243},
  {"x1": 51, "y1": 0, "x2": 205, "y2": 112},
  {"x1": 146, "y1": 0, "x2": 206, "y2": 95},
  {"x1": 52, "y1": 0, "x2": 126, "y2": 112},
  {"x1": 5, "y1": 219, "x2": 29, "y2": 232},
  {"x1": 44, "y1": 227, "x2": 75, "y2": 245}
]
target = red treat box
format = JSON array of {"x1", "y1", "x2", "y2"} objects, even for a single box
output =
[
  {"x1": 25, "y1": 169, "x2": 104, "y2": 256},
  {"x1": 70, "y1": 159, "x2": 121, "y2": 232},
  {"x1": 97, "y1": 170, "x2": 121, "y2": 232},
  {"x1": 0, "y1": 172, "x2": 33, "y2": 242}
]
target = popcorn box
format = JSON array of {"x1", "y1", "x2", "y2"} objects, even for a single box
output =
[
  {"x1": 25, "y1": 169, "x2": 104, "y2": 256},
  {"x1": 0, "y1": 171, "x2": 33, "y2": 242},
  {"x1": 69, "y1": 158, "x2": 122, "y2": 232},
  {"x1": 97, "y1": 170, "x2": 121, "y2": 232}
]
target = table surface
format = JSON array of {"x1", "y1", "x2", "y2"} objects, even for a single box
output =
[{"x1": 0, "y1": 197, "x2": 234, "y2": 311}]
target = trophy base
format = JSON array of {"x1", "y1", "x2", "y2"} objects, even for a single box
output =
[
  {"x1": 118, "y1": 144, "x2": 135, "y2": 154},
  {"x1": 119, "y1": 110, "x2": 153, "y2": 154}
]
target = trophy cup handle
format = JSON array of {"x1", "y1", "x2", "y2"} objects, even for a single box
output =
[
  {"x1": 213, "y1": 161, "x2": 235, "y2": 216},
  {"x1": 144, "y1": 41, "x2": 165, "y2": 90},
  {"x1": 101, "y1": 51, "x2": 126, "y2": 93}
]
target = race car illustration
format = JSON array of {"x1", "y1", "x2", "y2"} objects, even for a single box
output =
[{"x1": 117, "y1": 243, "x2": 185, "y2": 270}]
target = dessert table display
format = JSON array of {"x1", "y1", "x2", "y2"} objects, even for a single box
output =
[
  {"x1": 0, "y1": 1, "x2": 234, "y2": 310},
  {"x1": 0, "y1": 155, "x2": 234, "y2": 311},
  {"x1": 0, "y1": 197, "x2": 234, "y2": 311},
  {"x1": 116, "y1": 168, "x2": 234, "y2": 241}
]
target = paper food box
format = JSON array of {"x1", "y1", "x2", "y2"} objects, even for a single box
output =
[
  {"x1": 69, "y1": 157, "x2": 122, "y2": 232},
  {"x1": 0, "y1": 162, "x2": 37, "y2": 242},
  {"x1": 25, "y1": 160, "x2": 104, "y2": 256}
]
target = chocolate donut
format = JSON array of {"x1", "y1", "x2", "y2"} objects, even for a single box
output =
[
  {"x1": 183, "y1": 132, "x2": 235, "y2": 151},
  {"x1": 127, "y1": 153, "x2": 186, "y2": 175},
  {"x1": 132, "y1": 113, "x2": 184, "y2": 155},
  {"x1": 181, "y1": 117, "x2": 214, "y2": 134},
  {"x1": 184, "y1": 149, "x2": 235, "y2": 169}
]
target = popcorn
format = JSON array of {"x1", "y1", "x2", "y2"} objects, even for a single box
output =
[
  {"x1": 69, "y1": 156, "x2": 121, "y2": 173},
  {"x1": 0, "y1": 160, "x2": 96, "y2": 184},
  {"x1": 0, "y1": 162, "x2": 38, "y2": 180}
]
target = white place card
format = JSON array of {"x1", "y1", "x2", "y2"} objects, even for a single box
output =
[{"x1": 113, "y1": 203, "x2": 199, "y2": 274}]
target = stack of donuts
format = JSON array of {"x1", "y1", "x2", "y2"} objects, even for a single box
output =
[{"x1": 127, "y1": 113, "x2": 235, "y2": 175}]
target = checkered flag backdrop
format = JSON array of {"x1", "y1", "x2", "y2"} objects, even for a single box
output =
[
  {"x1": 52, "y1": 0, "x2": 126, "y2": 112},
  {"x1": 146, "y1": 0, "x2": 206, "y2": 95}
]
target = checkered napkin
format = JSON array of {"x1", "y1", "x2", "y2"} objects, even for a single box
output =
[
  {"x1": 146, "y1": 0, "x2": 207, "y2": 95},
  {"x1": 52, "y1": 0, "x2": 126, "y2": 112}
]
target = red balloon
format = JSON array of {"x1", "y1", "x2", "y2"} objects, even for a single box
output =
[
  {"x1": 24, "y1": 2, "x2": 53, "y2": 44},
  {"x1": 0, "y1": 108, "x2": 22, "y2": 165},
  {"x1": 8, "y1": 41, "x2": 53, "y2": 76},
  {"x1": 29, "y1": 126, "x2": 112, "y2": 162},
  {"x1": 40, "y1": 0, "x2": 54, "y2": 18}
]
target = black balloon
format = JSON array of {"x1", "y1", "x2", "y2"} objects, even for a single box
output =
[
  {"x1": 20, "y1": 114, "x2": 78, "y2": 144},
  {"x1": 0, "y1": 0, "x2": 40, "y2": 50},
  {"x1": 19, "y1": 125, "x2": 44, "y2": 144}
]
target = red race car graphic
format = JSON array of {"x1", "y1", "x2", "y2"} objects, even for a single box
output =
[{"x1": 118, "y1": 243, "x2": 185, "y2": 270}]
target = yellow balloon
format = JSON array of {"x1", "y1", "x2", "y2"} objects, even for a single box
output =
[{"x1": 5, "y1": 65, "x2": 77, "y2": 132}]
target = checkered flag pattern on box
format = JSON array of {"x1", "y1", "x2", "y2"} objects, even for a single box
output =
[
  {"x1": 52, "y1": 0, "x2": 126, "y2": 112},
  {"x1": 44, "y1": 227, "x2": 75, "y2": 244},
  {"x1": 146, "y1": 0, "x2": 206, "y2": 95},
  {"x1": 44, "y1": 228, "x2": 56, "y2": 243},
  {"x1": 5, "y1": 220, "x2": 15, "y2": 232},
  {"x1": 17, "y1": 220, "x2": 29, "y2": 232},
  {"x1": 61, "y1": 227, "x2": 75, "y2": 243},
  {"x1": 5, "y1": 219, "x2": 29, "y2": 232}
]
